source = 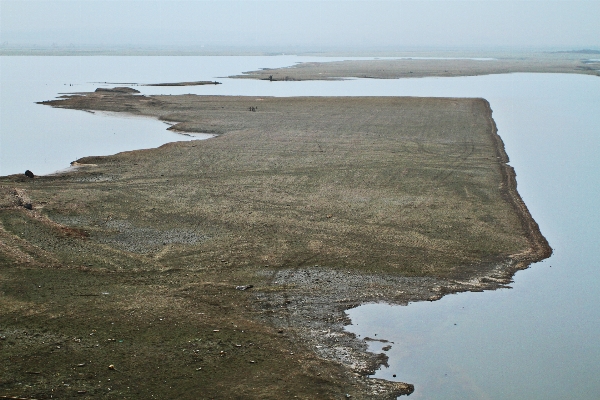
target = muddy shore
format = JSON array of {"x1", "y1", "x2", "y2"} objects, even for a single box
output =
[{"x1": 0, "y1": 89, "x2": 550, "y2": 399}]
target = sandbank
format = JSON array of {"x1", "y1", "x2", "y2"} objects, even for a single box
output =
[{"x1": 232, "y1": 54, "x2": 600, "y2": 81}]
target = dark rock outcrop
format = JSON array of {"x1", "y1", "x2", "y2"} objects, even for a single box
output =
[{"x1": 94, "y1": 87, "x2": 140, "y2": 94}]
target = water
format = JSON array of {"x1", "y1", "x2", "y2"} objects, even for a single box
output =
[{"x1": 1, "y1": 56, "x2": 599, "y2": 398}]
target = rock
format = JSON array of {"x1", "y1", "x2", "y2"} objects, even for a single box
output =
[
  {"x1": 95, "y1": 87, "x2": 140, "y2": 94},
  {"x1": 108, "y1": 364, "x2": 115, "y2": 370},
  {"x1": 23, "y1": 203, "x2": 33, "y2": 210},
  {"x1": 25, "y1": 170, "x2": 34, "y2": 178},
  {"x1": 235, "y1": 285, "x2": 254, "y2": 290}
]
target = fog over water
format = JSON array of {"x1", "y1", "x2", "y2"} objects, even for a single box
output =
[
  {"x1": 1, "y1": 56, "x2": 599, "y2": 399},
  {"x1": 2, "y1": 1, "x2": 599, "y2": 50}
]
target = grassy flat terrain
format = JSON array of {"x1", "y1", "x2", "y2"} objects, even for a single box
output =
[{"x1": 0, "y1": 91, "x2": 550, "y2": 399}]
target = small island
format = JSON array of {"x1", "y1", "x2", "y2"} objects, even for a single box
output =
[
  {"x1": 231, "y1": 53, "x2": 600, "y2": 81},
  {"x1": 0, "y1": 85, "x2": 550, "y2": 398},
  {"x1": 145, "y1": 80, "x2": 221, "y2": 86}
]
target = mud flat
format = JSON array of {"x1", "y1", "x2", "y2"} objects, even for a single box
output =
[
  {"x1": 232, "y1": 54, "x2": 600, "y2": 81},
  {"x1": 0, "y1": 89, "x2": 550, "y2": 399}
]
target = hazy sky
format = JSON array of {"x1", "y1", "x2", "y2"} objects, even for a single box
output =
[{"x1": 1, "y1": 1, "x2": 599, "y2": 50}]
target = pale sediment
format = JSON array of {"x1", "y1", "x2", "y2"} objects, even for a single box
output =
[{"x1": 231, "y1": 56, "x2": 600, "y2": 81}]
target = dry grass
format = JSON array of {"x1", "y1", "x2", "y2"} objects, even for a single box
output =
[{"x1": 0, "y1": 92, "x2": 549, "y2": 399}]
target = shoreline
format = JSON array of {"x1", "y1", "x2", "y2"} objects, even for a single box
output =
[
  {"x1": 1, "y1": 91, "x2": 551, "y2": 399},
  {"x1": 484, "y1": 100, "x2": 552, "y2": 275}
]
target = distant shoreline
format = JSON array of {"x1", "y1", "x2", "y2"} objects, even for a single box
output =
[{"x1": 1, "y1": 46, "x2": 599, "y2": 57}]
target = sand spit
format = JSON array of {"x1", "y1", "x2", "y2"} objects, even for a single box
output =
[
  {"x1": 0, "y1": 90, "x2": 550, "y2": 399},
  {"x1": 232, "y1": 55, "x2": 600, "y2": 81}
]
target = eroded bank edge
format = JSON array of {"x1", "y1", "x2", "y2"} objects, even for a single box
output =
[{"x1": 251, "y1": 99, "x2": 553, "y2": 397}]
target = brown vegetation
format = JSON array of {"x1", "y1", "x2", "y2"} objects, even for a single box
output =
[{"x1": 0, "y1": 90, "x2": 550, "y2": 399}]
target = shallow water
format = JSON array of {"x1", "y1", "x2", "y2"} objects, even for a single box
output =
[{"x1": 1, "y1": 56, "x2": 599, "y2": 398}]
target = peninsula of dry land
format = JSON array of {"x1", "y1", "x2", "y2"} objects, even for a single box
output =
[{"x1": 0, "y1": 88, "x2": 550, "y2": 399}]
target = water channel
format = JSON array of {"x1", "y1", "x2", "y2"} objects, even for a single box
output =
[{"x1": 1, "y1": 56, "x2": 599, "y2": 398}]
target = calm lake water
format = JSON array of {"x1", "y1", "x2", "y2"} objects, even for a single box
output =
[{"x1": 1, "y1": 56, "x2": 599, "y2": 399}]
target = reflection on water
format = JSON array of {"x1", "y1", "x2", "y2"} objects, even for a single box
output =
[{"x1": 1, "y1": 56, "x2": 599, "y2": 399}]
